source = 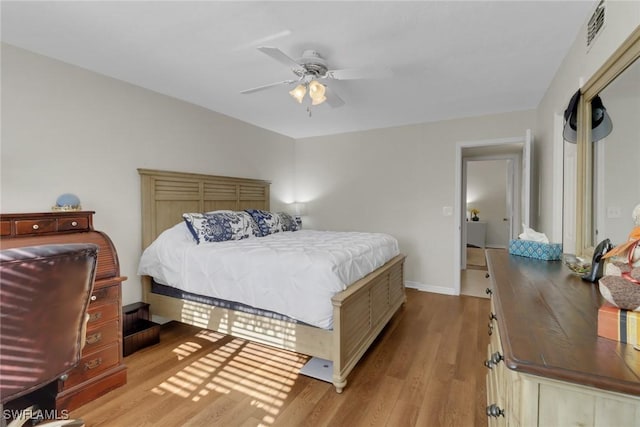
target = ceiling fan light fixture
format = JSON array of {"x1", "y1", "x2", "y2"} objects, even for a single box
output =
[
  {"x1": 308, "y1": 80, "x2": 326, "y2": 105},
  {"x1": 289, "y1": 84, "x2": 306, "y2": 103}
]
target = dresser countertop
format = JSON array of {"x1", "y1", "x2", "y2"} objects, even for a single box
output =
[{"x1": 487, "y1": 249, "x2": 640, "y2": 396}]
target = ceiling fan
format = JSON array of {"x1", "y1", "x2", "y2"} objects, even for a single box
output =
[{"x1": 240, "y1": 46, "x2": 392, "y2": 108}]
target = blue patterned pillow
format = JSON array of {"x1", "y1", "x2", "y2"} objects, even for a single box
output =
[
  {"x1": 183, "y1": 211, "x2": 259, "y2": 244},
  {"x1": 277, "y1": 212, "x2": 299, "y2": 232},
  {"x1": 234, "y1": 211, "x2": 261, "y2": 238},
  {"x1": 245, "y1": 209, "x2": 283, "y2": 236},
  {"x1": 182, "y1": 213, "x2": 209, "y2": 244}
]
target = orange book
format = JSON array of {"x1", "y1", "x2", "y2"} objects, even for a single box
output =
[{"x1": 597, "y1": 302, "x2": 640, "y2": 345}]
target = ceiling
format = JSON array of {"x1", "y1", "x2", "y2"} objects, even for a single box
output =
[{"x1": 1, "y1": 1, "x2": 597, "y2": 139}]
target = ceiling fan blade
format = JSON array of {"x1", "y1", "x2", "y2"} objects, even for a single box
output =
[
  {"x1": 240, "y1": 79, "x2": 297, "y2": 94},
  {"x1": 325, "y1": 67, "x2": 393, "y2": 80},
  {"x1": 325, "y1": 86, "x2": 345, "y2": 108},
  {"x1": 257, "y1": 46, "x2": 306, "y2": 74}
]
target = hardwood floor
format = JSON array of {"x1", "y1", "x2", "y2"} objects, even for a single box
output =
[{"x1": 72, "y1": 290, "x2": 490, "y2": 426}]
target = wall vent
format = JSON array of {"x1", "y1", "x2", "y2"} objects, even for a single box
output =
[{"x1": 587, "y1": 0, "x2": 606, "y2": 48}]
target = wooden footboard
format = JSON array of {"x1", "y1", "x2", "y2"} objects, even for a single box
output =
[{"x1": 331, "y1": 254, "x2": 406, "y2": 392}]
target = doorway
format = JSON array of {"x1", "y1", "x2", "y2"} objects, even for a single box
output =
[
  {"x1": 461, "y1": 157, "x2": 514, "y2": 298},
  {"x1": 453, "y1": 130, "x2": 533, "y2": 296}
]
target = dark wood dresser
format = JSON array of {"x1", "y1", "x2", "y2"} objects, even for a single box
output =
[
  {"x1": 485, "y1": 249, "x2": 640, "y2": 426},
  {"x1": 0, "y1": 211, "x2": 127, "y2": 411}
]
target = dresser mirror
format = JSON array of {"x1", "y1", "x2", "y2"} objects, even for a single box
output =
[{"x1": 576, "y1": 27, "x2": 640, "y2": 257}]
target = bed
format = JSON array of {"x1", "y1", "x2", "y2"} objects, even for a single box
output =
[{"x1": 137, "y1": 168, "x2": 406, "y2": 392}]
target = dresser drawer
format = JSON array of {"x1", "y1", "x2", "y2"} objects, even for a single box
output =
[
  {"x1": 58, "y1": 217, "x2": 90, "y2": 232},
  {"x1": 0, "y1": 221, "x2": 10, "y2": 236},
  {"x1": 62, "y1": 342, "x2": 120, "y2": 390},
  {"x1": 87, "y1": 302, "x2": 119, "y2": 326},
  {"x1": 83, "y1": 319, "x2": 119, "y2": 354},
  {"x1": 90, "y1": 284, "x2": 119, "y2": 305},
  {"x1": 15, "y1": 219, "x2": 57, "y2": 235}
]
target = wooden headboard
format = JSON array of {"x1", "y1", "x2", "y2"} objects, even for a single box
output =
[{"x1": 138, "y1": 169, "x2": 271, "y2": 248}]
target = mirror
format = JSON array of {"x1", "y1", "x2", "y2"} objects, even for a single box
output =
[{"x1": 576, "y1": 27, "x2": 640, "y2": 256}]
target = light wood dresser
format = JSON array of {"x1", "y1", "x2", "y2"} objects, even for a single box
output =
[
  {"x1": 485, "y1": 249, "x2": 640, "y2": 427},
  {"x1": 0, "y1": 211, "x2": 127, "y2": 411}
]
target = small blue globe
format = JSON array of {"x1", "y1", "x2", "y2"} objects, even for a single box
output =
[{"x1": 56, "y1": 193, "x2": 81, "y2": 208}]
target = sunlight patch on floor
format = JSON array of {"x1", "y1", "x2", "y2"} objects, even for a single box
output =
[
  {"x1": 172, "y1": 341, "x2": 202, "y2": 360},
  {"x1": 150, "y1": 329, "x2": 308, "y2": 425}
]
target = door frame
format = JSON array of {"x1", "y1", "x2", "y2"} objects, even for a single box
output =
[{"x1": 453, "y1": 131, "x2": 532, "y2": 295}]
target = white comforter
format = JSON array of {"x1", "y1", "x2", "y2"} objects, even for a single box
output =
[{"x1": 137, "y1": 223, "x2": 400, "y2": 329}]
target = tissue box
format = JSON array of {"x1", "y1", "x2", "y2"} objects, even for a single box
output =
[{"x1": 509, "y1": 239, "x2": 562, "y2": 261}]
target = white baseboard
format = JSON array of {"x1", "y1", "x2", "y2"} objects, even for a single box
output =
[{"x1": 405, "y1": 281, "x2": 458, "y2": 296}]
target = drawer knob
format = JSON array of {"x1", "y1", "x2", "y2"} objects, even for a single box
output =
[
  {"x1": 32, "y1": 224, "x2": 39, "y2": 230},
  {"x1": 483, "y1": 353, "x2": 504, "y2": 369},
  {"x1": 488, "y1": 322, "x2": 493, "y2": 336},
  {"x1": 491, "y1": 351, "x2": 503, "y2": 365},
  {"x1": 90, "y1": 295, "x2": 97, "y2": 302},
  {"x1": 485, "y1": 287, "x2": 492, "y2": 295},
  {"x1": 71, "y1": 221, "x2": 78, "y2": 227},
  {"x1": 486, "y1": 404, "x2": 505, "y2": 418},
  {"x1": 485, "y1": 273, "x2": 490, "y2": 279}
]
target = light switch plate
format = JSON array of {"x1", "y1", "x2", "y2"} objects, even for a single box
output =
[{"x1": 607, "y1": 206, "x2": 622, "y2": 218}]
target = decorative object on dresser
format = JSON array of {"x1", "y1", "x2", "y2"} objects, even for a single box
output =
[
  {"x1": 597, "y1": 302, "x2": 640, "y2": 345},
  {"x1": 508, "y1": 239, "x2": 562, "y2": 261},
  {"x1": 598, "y1": 203, "x2": 640, "y2": 305},
  {"x1": 0, "y1": 211, "x2": 127, "y2": 411},
  {"x1": 52, "y1": 193, "x2": 82, "y2": 212}
]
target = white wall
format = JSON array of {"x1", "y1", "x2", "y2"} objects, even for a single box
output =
[
  {"x1": 535, "y1": 2, "x2": 640, "y2": 253},
  {"x1": 1, "y1": 44, "x2": 296, "y2": 305},
  {"x1": 295, "y1": 110, "x2": 535, "y2": 293}
]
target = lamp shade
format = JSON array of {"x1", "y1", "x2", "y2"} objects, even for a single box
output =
[
  {"x1": 289, "y1": 84, "x2": 306, "y2": 103},
  {"x1": 308, "y1": 80, "x2": 326, "y2": 105},
  {"x1": 311, "y1": 95, "x2": 327, "y2": 106},
  {"x1": 293, "y1": 202, "x2": 307, "y2": 216}
]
